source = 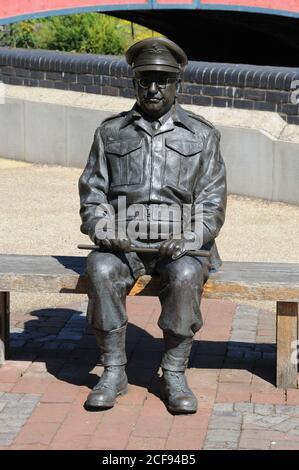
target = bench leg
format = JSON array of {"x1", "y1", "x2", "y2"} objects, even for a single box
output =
[
  {"x1": 276, "y1": 301, "x2": 298, "y2": 389},
  {"x1": 0, "y1": 292, "x2": 10, "y2": 366}
]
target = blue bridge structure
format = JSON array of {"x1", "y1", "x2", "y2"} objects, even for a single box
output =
[{"x1": 1, "y1": 1, "x2": 299, "y2": 64}]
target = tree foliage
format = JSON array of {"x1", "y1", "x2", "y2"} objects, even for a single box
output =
[
  {"x1": 0, "y1": 21, "x2": 37, "y2": 48},
  {"x1": 0, "y1": 13, "x2": 161, "y2": 55}
]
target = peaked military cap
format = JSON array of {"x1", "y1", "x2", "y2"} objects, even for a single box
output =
[{"x1": 125, "y1": 37, "x2": 188, "y2": 73}]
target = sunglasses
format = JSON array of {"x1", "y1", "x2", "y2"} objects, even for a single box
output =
[{"x1": 136, "y1": 77, "x2": 178, "y2": 89}]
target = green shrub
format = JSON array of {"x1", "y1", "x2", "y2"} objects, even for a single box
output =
[
  {"x1": 0, "y1": 21, "x2": 37, "y2": 48},
  {"x1": 0, "y1": 13, "x2": 161, "y2": 54}
]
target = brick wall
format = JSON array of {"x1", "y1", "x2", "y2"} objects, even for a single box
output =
[{"x1": 0, "y1": 47, "x2": 298, "y2": 125}]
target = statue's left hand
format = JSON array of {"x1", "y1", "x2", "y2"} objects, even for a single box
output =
[{"x1": 159, "y1": 238, "x2": 187, "y2": 260}]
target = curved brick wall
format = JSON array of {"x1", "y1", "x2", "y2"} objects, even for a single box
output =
[{"x1": 0, "y1": 47, "x2": 298, "y2": 125}]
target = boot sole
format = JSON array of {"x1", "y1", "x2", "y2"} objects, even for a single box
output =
[{"x1": 167, "y1": 404, "x2": 197, "y2": 414}]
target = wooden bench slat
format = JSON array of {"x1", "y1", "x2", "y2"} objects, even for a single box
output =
[
  {"x1": 0, "y1": 254, "x2": 85, "y2": 275},
  {"x1": 217, "y1": 261, "x2": 299, "y2": 274},
  {"x1": 0, "y1": 255, "x2": 299, "y2": 301},
  {"x1": 130, "y1": 276, "x2": 299, "y2": 301},
  {"x1": 1, "y1": 255, "x2": 299, "y2": 276}
]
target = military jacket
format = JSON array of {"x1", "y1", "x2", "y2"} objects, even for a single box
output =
[{"x1": 79, "y1": 103, "x2": 227, "y2": 270}]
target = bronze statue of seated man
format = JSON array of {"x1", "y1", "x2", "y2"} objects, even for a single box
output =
[{"x1": 79, "y1": 37, "x2": 227, "y2": 414}]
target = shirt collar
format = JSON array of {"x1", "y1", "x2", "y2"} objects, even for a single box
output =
[
  {"x1": 120, "y1": 101, "x2": 195, "y2": 134},
  {"x1": 119, "y1": 104, "x2": 143, "y2": 129},
  {"x1": 172, "y1": 103, "x2": 196, "y2": 134}
]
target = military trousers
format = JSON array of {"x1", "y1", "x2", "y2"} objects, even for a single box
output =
[{"x1": 86, "y1": 250, "x2": 210, "y2": 339}]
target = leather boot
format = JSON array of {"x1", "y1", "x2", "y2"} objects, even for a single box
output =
[
  {"x1": 85, "y1": 325, "x2": 128, "y2": 410},
  {"x1": 160, "y1": 332, "x2": 197, "y2": 414}
]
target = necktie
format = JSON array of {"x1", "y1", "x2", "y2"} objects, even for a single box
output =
[{"x1": 151, "y1": 121, "x2": 160, "y2": 131}]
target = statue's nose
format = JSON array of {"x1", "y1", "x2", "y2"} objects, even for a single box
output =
[{"x1": 148, "y1": 81, "x2": 158, "y2": 93}]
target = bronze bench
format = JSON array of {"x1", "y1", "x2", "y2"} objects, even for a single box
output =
[{"x1": 0, "y1": 254, "x2": 299, "y2": 388}]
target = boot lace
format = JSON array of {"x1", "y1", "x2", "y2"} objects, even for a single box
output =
[{"x1": 167, "y1": 372, "x2": 189, "y2": 394}]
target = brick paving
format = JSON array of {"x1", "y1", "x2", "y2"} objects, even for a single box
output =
[
  {"x1": 1, "y1": 296, "x2": 299, "y2": 450},
  {"x1": 205, "y1": 403, "x2": 299, "y2": 450}
]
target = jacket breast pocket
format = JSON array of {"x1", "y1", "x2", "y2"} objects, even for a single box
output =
[
  {"x1": 164, "y1": 139, "x2": 203, "y2": 191},
  {"x1": 106, "y1": 138, "x2": 143, "y2": 187}
]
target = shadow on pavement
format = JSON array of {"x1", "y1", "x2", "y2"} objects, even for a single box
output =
[{"x1": 8, "y1": 307, "x2": 277, "y2": 397}]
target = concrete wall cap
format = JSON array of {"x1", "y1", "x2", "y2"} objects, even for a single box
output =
[{"x1": 4, "y1": 85, "x2": 299, "y2": 144}]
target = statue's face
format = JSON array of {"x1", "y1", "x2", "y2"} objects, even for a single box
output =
[{"x1": 133, "y1": 71, "x2": 180, "y2": 119}]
